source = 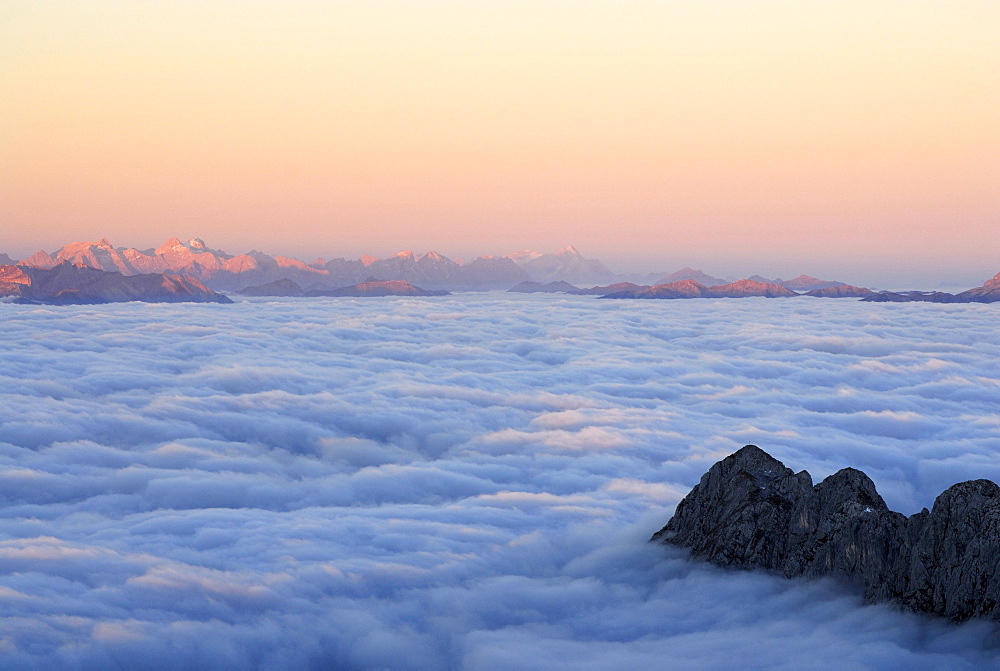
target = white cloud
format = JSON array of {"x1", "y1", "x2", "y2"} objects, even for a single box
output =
[{"x1": 1, "y1": 296, "x2": 999, "y2": 668}]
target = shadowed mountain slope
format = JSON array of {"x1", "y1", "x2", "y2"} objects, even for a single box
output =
[{"x1": 0, "y1": 263, "x2": 232, "y2": 304}]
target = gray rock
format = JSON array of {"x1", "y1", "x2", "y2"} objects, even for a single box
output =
[{"x1": 652, "y1": 445, "x2": 1000, "y2": 622}]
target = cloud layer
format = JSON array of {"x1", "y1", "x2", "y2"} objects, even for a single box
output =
[{"x1": 2, "y1": 295, "x2": 1000, "y2": 669}]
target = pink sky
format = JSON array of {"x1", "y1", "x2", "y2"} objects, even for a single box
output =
[{"x1": 2, "y1": 1, "x2": 998, "y2": 285}]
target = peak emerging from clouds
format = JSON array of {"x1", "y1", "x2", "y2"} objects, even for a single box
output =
[{"x1": 656, "y1": 445, "x2": 1000, "y2": 623}]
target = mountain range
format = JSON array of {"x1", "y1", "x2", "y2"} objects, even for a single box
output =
[
  {"x1": 6, "y1": 237, "x2": 997, "y2": 301},
  {"x1": 9, "y1": 238, "x2": 537, "y2": 291},
  {"x1": 602, "y1": 279, "x2": 799, "y2": 299},
  {"x1": 237, "y1": 278, "x2": 450, "y2": 298},
  {"x1": 0, "y1": 262, "x2": 231, "y2": 304},
  {"x1": 861, "y1": 276, "x2": 1000, "y2": 303},
  {"x1": 507, "y1": 245, "x2": 617, "y2": 284},
  {"x1": 6, "y1": 237, "x2": 844, "y2": 293}
]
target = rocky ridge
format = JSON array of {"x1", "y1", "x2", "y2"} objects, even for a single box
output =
[
  {"x1": 653, "y1": 445, "x2": 1000, "y2": 622},
  {"x1": 601, "y1": 279, "x2": 798, "y2": 299}
]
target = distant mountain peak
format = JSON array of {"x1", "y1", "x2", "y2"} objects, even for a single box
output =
[
  {"x1": 747, "y1": 274, "x2": 779, "y2": 284},
  {"x1": 392, "y1": 250, "x2": 415, "y2": 259},
  {"x1": 21, "y1": 249, "x2": 57, "y2": 268},
  {"x1": 504, "y1": 246, "x2": 614, "y2": 284},
  {"x1": 155, "y1": 237, "x2": 185, "y2": 255},
  {"x1": 779, "y1": 275, "x2": 846, "y2": 291},
  {"x1": 658, "y1": 268, "x2": 729, "y2": 287},
  {"x1": 187, "y1": 238, "x2": 207, "y2": 250}
]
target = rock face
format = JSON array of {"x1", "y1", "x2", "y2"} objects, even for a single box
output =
[{"x1": 653, "y1": 445, "x2": 1000, "y2": 622}]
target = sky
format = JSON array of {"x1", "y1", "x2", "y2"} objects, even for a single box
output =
[
  {"x1": 3, "y1": 295, "x2": 1000, "y2": 668},
  {"x1": 2, "y1": 1, "x2": 998, "y2": 283}
]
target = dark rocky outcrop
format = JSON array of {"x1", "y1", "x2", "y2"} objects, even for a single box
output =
[{"x1": 653, "y1": 445, "x2": 1000, "y2": 622}]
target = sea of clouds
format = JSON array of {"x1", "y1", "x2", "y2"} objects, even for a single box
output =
[{"x1": 2, "y1": 293, "x2": 1000, "y2": 669}]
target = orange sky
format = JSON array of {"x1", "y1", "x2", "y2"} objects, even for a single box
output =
[{"x1": 2, "y1": 1, "x2": 998, "y2": 284}]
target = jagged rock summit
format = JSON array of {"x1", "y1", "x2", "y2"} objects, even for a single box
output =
[{"x1": 653, "y1": 445, "x2": 1000, "y2": 622}]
